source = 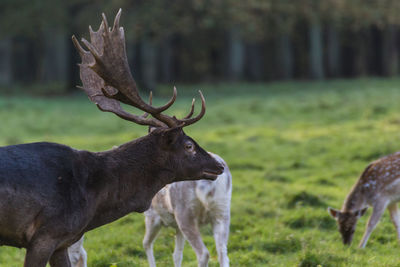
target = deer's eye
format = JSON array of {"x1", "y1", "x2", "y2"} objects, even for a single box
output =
[{"x1": 185, "y1": 142, "x2": 194, "y2": 152}]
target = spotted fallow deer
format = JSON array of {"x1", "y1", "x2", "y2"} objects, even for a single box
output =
[
  {"x1": 0, "y1": 9, "x2": 223, "y2": 267},
  {"x1": 328, "y1": 151, "x2": 400, "y2": 248}
]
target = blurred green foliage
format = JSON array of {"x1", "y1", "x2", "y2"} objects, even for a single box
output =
[{"x1": 2, "y1": 0, "x2": 400, "y2": 39}]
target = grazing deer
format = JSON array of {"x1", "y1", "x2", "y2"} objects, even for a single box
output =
[
  {"x1": 67, "y1": 153, "x2": 231, "y2": 267},
  {"x1": 143, "y1": 152, "x2": 231, "y2": 267},
  {"x1": 328, "y1": 151, "x2": 400, "y2": 248},
  {"x1": 0, "y1": 9, "x2": 223, "y2": 267}
]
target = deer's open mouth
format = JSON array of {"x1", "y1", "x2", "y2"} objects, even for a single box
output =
[{"x1": 202, "y1": 171, "x2": 221, "y2": 180}]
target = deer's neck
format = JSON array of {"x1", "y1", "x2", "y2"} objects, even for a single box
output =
[
  {"x1": 84, "y1": 137, "x2": 174, "y2": 230},
  {"x1": 342, "y1": 183, "x2": 366, "y2": 212}
]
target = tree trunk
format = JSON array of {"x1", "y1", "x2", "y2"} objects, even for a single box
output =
[
  {"x1": 0, "y1": 38, "x2": 12, "y2": 86},
  {"x1": 67, "y1": 3, "x2": 89, "y2": 92},
  {"x1": 140, "y1": 38, "x2": 157, "y2": 91},
  {"x1": 352, "y1": 30, "x2": 370, "y2": 77},
  {"x1": 158, "y1": 35, "x2": 174, "y2": 83},
  {"x1": 12, "y1": 37, "x2": 36, "y2": 83},
  {"x1": 224, "y1": 28, "x2": 244, "y2": 81},
  {"x1": 127, "y1": 39, "x2": 140, "y2": 83},
  {"x1": 245, "y1": 42, "x2": 264, "y2": 81},
  {"x1": 41, "y1": 30, "x2": 68, "y2": 85},
  {"x1": 382, "y1": 25, "x2": 398, "y2": 76},
  {"x1": 308, "y1": 18, "x2": 324, "y2": 79},
  {"x1": 326, "y1": 24, "x2": 341, "y2": 77},
  {"x1": 276, "y1": 32, "x2": 293, "y2": 80}
]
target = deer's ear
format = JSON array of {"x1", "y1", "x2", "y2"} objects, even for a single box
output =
[
  {"x1": 355, "y1": 207, "x2": 368, "y2": 218},
  {"x1": 160, "y1": 127, "x2": 182, "y2": 148},
  {"x1": 328, "y1": 207, "x2": 340, "y2": 219}
]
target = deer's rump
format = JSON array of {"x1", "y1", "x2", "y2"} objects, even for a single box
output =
[{"x1": 0, "y1": 142, "x2": 88, "y2": 248}]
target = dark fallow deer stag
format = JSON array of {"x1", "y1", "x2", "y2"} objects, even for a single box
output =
[{"x1": 0, "y1": 9, "x2": 223, "y2": 267}]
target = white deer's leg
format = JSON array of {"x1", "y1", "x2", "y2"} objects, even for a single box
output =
[
  {"x1": 176, "y1": 213, "x2": 209, "y2": 267},
  {"x1": 78, "y1": 245, "x2": 87, "y2": 267},
  {"x1": 172, "y1": 229, "x2": 185, "y2": 267},
  {"x1": 68, "y1": 236, "x2": 87, "y2": 267},
  {"x1": 212, "y1": 216, "x2": 230, "y2": 267},
  {"x1": 388, "y1": 202, "x2": 400, "y2": 240},
  {"x1": 181, "y1": 226, "x2": 209, "y2": 267},
  {"x1": 69, "y1": 246, "x2": 87, "y2": 267},
  {"x1": 143, "y1": 214, "x2": 162, "y2": 267},
  {"x1": 359, "y1": 202, "x2": 387, "y2": 248}
]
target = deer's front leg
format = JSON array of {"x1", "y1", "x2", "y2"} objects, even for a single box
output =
[
  {"x1": 24, "y1": 238, "x2": 60, "y2": 267},
  {"x1": 143, "y1": 212, "x2": 162, "y2": 267},
  {"x1": 388, "y1": 202, "x2": 400, "y2": 240},
  {"x1": 49, "y1": 248, "x2": 72, "y2": 267},
  {"x1": 212, "y1": 216, "x2": 230, "y2": 267},
  {"x1": 77, "y1": 245, "x2": 88, "y2": 267},
  {"x1": 173, "y1": 229, "x2": 185, "y2": 267},
  {"x1": 24, "y1": 246, "x2": 53, "y2": 267},
  {"x1": 359, "y1": 202, "x2": 388, "y2": 248},
  {"x1": 175, "y1": 211, "x2": 209, "y2": 267}
]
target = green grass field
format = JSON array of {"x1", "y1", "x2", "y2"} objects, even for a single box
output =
[{"x1": 1, "y1": 78, "x2": 400, "y2": 266}]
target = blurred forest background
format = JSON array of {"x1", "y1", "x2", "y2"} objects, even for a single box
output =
[{"x1": 1, "y1": 0, "x2": 400, "y2": 93}]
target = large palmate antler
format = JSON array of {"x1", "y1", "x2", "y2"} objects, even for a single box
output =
[{"x1": 72, "y1": 9, "x2": 205, "y2": 128}]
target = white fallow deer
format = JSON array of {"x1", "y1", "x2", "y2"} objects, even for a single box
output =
[
  {"x1": 143, "y1": 152, "x2": 231, "y2": 267},
  {"x1": 328, "y1": 151, "x2": 400, "y2": 248}
]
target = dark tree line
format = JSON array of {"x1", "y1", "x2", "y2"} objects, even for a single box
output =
[{"x1": 1, "y1": 0, "x2": 400, "y2": 92}]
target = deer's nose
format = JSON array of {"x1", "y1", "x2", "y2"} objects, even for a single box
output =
[
  {"x1": 216, "y1": 162, "x2": 224, "y2": 174},
  {"x1": 342, "y1": 237, "x2": 352, "y2": 245}
]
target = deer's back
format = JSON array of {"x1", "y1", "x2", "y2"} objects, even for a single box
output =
[{"x1": 356, "y1": 152, "x2": 400, "y2": 203}]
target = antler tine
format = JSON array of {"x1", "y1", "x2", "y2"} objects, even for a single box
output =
[
  {"x1": 176, "y1": 91, "x2": 206, "y2": 127},
  {"x1": 113, "y1": 8, "x2": 122, "y2": 32},
  {"x1": 71, "y1": 35, "x2": 87, "y2": 57},
  {"x1": 183, "y1": 98, "x2": 196, "y2": 119},
  {"x1": 101, "y1": 12, "x2": 111, "y2": 39},
  {"x1": 157, "y1": 86, "x2": 177, "y2": 112},
  {"x1": 81, "y1": 38, "x2": 101, "y2": 62}
]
